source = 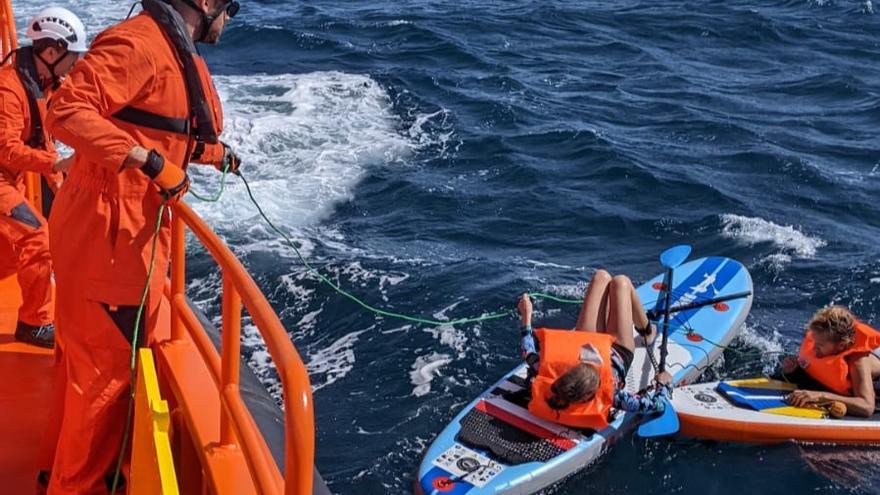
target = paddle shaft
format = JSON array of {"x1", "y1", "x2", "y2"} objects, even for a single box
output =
[
  {"x1": 648, "y1": 290, "x2": 752, "y2": 321},
  {"x1": 663, "y1": 290, "x2": 752, "y2": 315},
  {"x1": 654, "y1": 289, "x2": 752, "y2": 373},
  {"x1": 659, "y1": 267, "x2": 673, "y2": 373}
]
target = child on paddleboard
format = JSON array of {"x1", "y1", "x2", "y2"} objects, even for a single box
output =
[
  {"x1": 518, "y1": 270, "x2": 672, "y2": 430},
  {"x1": 782, "y1": 305, "x2": 880, "y2": 417}
]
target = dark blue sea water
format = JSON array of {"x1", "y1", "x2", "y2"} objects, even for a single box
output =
[{"x1": 18, "y1": 0, "x2": 880, "y2": 493}]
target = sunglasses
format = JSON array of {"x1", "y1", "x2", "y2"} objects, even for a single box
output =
[{"x1": 224, "y1": 0, "x2": 240, "y2": 18}]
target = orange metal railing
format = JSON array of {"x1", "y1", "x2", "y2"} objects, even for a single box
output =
[
  {"x1": 0, "y1": 0, "x2": 16, "y2": 58},
  {"x1": 170, "y1": 202, "x2": 316, "y2": 495}
]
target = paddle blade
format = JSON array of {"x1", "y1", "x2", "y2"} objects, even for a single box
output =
[
  {"x1": 637, "y1": 397, "x2": 680, "y2": 438},
  {"x1": 659, "y1": 244, "x2": 692, "y2": 270}
]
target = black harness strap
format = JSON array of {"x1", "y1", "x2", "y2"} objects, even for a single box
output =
[
  {"x1": 112, "y1": 106, "x2": 190, "y2": 136},
  {"x1": 10, "y1": 49, "x2": 59, "y2": 216},
  {"x1": 13, "y1": 47, "x2": 46, "y2": 149}
]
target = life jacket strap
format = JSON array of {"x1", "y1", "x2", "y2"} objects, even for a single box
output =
[
  {"x1": 13, "y1": 47, "x2": 47, "y2": 149},
  {"x1": 113, "y1": 106, "x2": 191, "y2": 136}
]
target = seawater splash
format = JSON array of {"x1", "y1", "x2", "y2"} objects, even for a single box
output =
[
  {"x1": 725, "y1": 323, "x2": 786, "y2": 377},
  {"x1": 191, "y1": 72, "x2": 413, "y2": 231},
  {"x1": 720, "y1": 214, "x2": 826, "y2": 268}
]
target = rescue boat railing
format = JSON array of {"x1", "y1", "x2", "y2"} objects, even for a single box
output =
[
  {"x1": 170, "y1": 202, "x2": 315, "y2": 495},
  {"x1": 0, "y1": 0, "x2": 15, "y2": 56}
]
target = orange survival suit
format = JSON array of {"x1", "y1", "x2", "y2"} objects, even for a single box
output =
[
  {"x1": 528, "y1": 329, "x2": 617, "y2": 430},
  {"x1": 0, "y1": 47, "x2": 59, "y2": 329},
  {"x1": 798, "y1": 321, "x2": 880, "y2": 396},
  {"x1": 44, "y1": 0, "x2": 225, "y2": 492}
]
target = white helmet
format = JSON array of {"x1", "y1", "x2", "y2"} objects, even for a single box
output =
[{"x1": 26, "y1": 7, "x2": 87, "y2": 53}]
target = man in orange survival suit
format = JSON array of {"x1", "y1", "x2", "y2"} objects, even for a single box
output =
[
  {"x1": 0, "y1": 7, "x2": 87, "y2": 348},
  {"x1": 44, "y1": 0, "x2": 241, "y2": 492}
]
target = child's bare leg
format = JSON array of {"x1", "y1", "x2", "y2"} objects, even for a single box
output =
[
  {"x1": 575, "y1": 269, "x2": 612, "y2": 332},
  {"x1": 604, "y1": 275, "x2": 637, "y2": 352},
  {"x1": 630, "y1": 282, "x2": 650, "y2": 332}
]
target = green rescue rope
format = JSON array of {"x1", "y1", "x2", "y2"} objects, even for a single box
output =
[
  {"x1": 189, "y1": 168, "x2": 789, "y2": 373},
  {"x1": 190, "y1": 169, "x2": 772, "y2": 343},
  {"x1": 111, "y1": 203, "x2": 166, "y2": 493},
  {"x1": 196, "y1": 167, "x2": 786, "y2": 367},
  {"x1": 187, "y1": 164, "x2": 230, "y2": 203},
  {"x1": 236, "y1": 172, "x2": 517, "y2": 326},
  {"x1": 185, "y1": 165, "x2": 584, "y2": 326}
]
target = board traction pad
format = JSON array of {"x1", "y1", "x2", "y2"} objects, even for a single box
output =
[{"x1": 456, "y1": 375, "x2": 593, "y2": 465}]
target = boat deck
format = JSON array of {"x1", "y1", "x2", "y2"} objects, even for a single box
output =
[{"x1": 0, "y1": 274, "x2": 55, "y2": 494}]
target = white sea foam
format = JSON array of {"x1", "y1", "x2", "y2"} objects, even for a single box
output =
[
  {"x1": 244, "y1": 321, "x2": 368, "y2": 398},
  {"x1": 720, "y1": 214, "x2": 826, "y2": 264},
  {"x1": 423, "y1": 325, "x2": 469, "y2": 358},
  {"x1": 538, "y1": 282, "x2": 587, "y2": 301},
  {"x1": 380, "y1": 324, "x2": 413, "y2": 335},
  {"x1": 295, "y1": 308, "x2": 323, "y2": 333},
  {"x1": 305, "y1": 329, "x2": 368, "y2": 392},
  {"x1": 381, "y1": 20, "x2": 413, "y2": 27},
  {"x1": 759, "y1": 253, "x2": 793, "y2": 273},
  {"x1": 407, "y1": 108, "x2": 454, "y2": 154},
  {"x1": 525, "y1": 259, "x2": 576, "y2": 270},
  {"x1": 189, "y1": 72, "x2": 413, "y2": 234},
  {"x1": 409, "y1": 352, "x2": 453, "y2": 397},
  {"x1": 242, "y1": 324, "x2": 282, "y2": 399},
  {"x1": 279, "y1": 272, "x2": 317, "y2": 306},
  {"x1": 734, "y1": 322, "x2": 786, "y2": 375}
]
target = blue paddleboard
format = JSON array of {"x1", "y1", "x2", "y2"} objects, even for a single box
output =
[{"x1": 416, "y1": 256, "x2": 753, "y2": 494}]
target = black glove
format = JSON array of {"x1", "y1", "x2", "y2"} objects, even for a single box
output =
[{"x1": 140, "y1": 150, "x2": 190, "y2": 203}]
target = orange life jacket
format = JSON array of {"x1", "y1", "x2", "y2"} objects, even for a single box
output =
[
  {"x1": 0, "y1": 48, "x2": 58, "y2": 215},
  {"x1": 528, "y1": 328, "x2": 616, "y2": 430},
  {"x1": 112, "y1": 0, "x2": 224, "y2": 164},
  {"x1": 798, "y1": 320, "x2": 880, "y2": 395}
]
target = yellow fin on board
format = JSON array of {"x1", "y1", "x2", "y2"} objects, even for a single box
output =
[{"x1": 762, "y1": 406, "x2": 826, "y2": 419}]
